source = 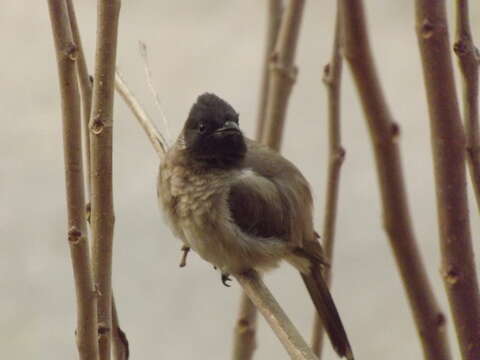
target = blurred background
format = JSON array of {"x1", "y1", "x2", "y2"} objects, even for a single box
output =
[{"x1": 2, "y1": 1, "x2": 480, "y2": 359}]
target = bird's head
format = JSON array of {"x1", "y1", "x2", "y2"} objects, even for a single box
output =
[{"x1": 183, "y1": 93, "x2": 247, "y2": 167}]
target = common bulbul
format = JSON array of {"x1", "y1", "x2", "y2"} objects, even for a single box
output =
[{"x1": 157, "y1": 93, "x2": 354, "y2": 359}]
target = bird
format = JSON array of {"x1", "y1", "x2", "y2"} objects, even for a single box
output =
[{"x1": 157, "y1": 93, "x2": 354, "y2": 359}]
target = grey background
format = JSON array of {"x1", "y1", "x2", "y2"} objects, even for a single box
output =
[{"x1": 2, "y1": 1, "x2": 480, "y2": 359}]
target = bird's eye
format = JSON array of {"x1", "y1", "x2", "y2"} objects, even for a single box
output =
[{"x1": 198, "y1": 123, "x2": 206, "y2": 133}]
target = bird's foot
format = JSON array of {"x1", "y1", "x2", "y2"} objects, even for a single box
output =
[
  {"x1": 179, "y1": 246, "x2": 190, "y2": 267},
  {"x1": 221, "y1": 273, "x2": 232, "y2": 287}
]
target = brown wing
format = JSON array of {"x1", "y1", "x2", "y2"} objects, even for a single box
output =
[{"x1": 228, "y1": 139, "x2": 314, "y2": 246}]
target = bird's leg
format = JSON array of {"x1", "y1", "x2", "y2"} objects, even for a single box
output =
[
  {"x1": 179, "y1": 245, "x2": 190, "y2": 267},
  {"x1": 221, "y1": 272, "x2": 232, "y2": 287}
]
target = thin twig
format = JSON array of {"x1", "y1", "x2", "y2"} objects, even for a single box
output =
[
  {"x1": 89, "y1": 1, "x2": 121, "y2": 359},
  {"x1": 414, "y1": 1, "x2": 480, "y2": 359},
  {"x1": 65, "y1": 0, "x2": 92, "y2": 196},
  {"x1": 255, "y1": 0, "x2": 283, "y2": 140},
  {"x1": 138, "y1": 41, "x2": 172, "y2": 145},
  {"x1": 115, "y1": 71, "x2": 167, "y2": 159},
  {"x1": 311, "y1": 10, "x2": 344, "y2": 357},
  {"x1": 235, "y1": 271, "x2": 318, "y2": 360},
  {"x1": 339, "y1": 1, "x2": 452, "y2": 359},
  {"x1": 47, "y1": 1, "x2": 98, "y2": 359},
  {"x1": 454, "y1": 0, "x2": 480, "y2": 213},
  {"x1": 261, "y1": 0, "x2": 305, "y2": 150}
]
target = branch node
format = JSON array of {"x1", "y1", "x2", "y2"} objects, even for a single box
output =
[
  {"x1": 63, "y1": 42, "x2": 78, "y2": 61},
  {"x1": 68, "y1": 226, "x2": 83, "y2": 244},
  {"x1": 441, "y1": 266, "x2": 462, "y2": 286},
  {"x1": 97, "y1": 323, "x2": 111, "y2": 336},
  {"x1": 90, "y1": 117, "x2": 105, "y2": 135},
  {"x1": 420, "y1": 19, "x2": 435, "y2": 39}
]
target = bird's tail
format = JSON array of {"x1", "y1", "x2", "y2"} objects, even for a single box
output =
[{"x1": 301, "y1": 266, "x2": 354, "y2": 360}]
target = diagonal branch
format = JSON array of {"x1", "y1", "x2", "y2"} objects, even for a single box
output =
[
  {"x1": 89, "y1": 1, "x2": 121, "y2": 359},
  {"x1": 453, "y1": 0, "x2": 480, "y2": 213},
  {"x1": 235, "y1": 271, "x2": 318, "y2": 360},
  {"x1": 47, "y1": 1, "x2": 98, "y2": 359},
  {"x1": 311, "y1": 10, "x2": 344, "y2": 357},
  {"x1": 339, "y1": 1, "x2": 452, "y2": 359},
  {"x1": 415, "y1": 1, "x2": 480, "y2": 359}
]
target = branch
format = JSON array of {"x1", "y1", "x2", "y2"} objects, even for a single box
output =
[
  {"x1": 311, "y1": 10, "x2": 344, "y2": 357},
  {"x1": 235, "y1": 271, "x2": 318, "y2": 360},
  {"x1": 233, "y1": 3, "x2": 283, "y2": 359},
  {"x1": 89, "y1": 1, "x2": 121, "y2": 359},
  {"x1": 255, "y1": 0, "x2": 283, "y2": 140},
  {"x1": 115, "y1": 71, "x2": 167, "y2": 159},
  {"x1": 65, "y1": 0, "x2": 92, "y2": 195},
  {"x1": 261, "y1": 0, "x2": 305, "y2": 150},
  {"x1": 454, "y1": 0, "x2": 480, "y2": 213},
  {"x1": 339, "y1": 1, "x2": 452, "y2": 359},
  {"x1": 47, "y1": 1, "x2": 98, "y2": 359},
  {"x1": 415, "y1": 1, "x2": 480, "y2": 359}
]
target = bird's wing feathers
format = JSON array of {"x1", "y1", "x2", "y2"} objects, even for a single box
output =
[{"x1": 227, "y1": 139, "x2": 314, "y2": 246}]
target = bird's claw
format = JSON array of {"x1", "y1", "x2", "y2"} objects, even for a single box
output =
[{"x1": 221, "y1": 273, "x2": 232, "y2": 287}]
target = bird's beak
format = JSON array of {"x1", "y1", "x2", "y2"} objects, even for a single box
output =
[{"x1": 215, "y1": 121, "x2": 241, "y2": 134}]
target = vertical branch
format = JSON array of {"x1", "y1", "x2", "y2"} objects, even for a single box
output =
[
  {"x1": 65, "y1": 0, "x2": 93, "y2": 195},
  {"x1": 233, "y1": 2, "x2": 283, "y2": 359},
  {"x1": 339, "y1": 1, "x2": 452, "y2": 359},
  {"x1": 232, "y1": 292, "x2": 259, "y2": 360},
  {"x1": 414, "y1": 1, "x2": 480, "y2": 359},
  {"x1": 47, "y1": 1, "x2": 99, "y2": 359},
  {"x1": 454, "y1": 0, "x2": 480, "y2": 213},
  {"x1": 89, "y1": 1, "x2": 121, "y2": 359},
  {"x1": 255, "y1": 0, "x2": 283, "y2": 140},
  {"x1": 261, "y1": 0, "x2": 305, "y2": 150},
  {"x1": 235, "y1": 272, "x2": 318, "y2": 360},
  {"x1": 311, "y1": 11, "x2": 344, "y2": 357}
]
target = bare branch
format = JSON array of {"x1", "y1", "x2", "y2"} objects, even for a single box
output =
[
  {"x1": 454, "y1": 0, "x2": 480, "y2": 213},
  {"x1": 138, "y1": 41, "x2": 172, "y2": 145},
  {"x1": 65, "y1": 0, "x2": 92, "y2": 196},
  {"x1": 47, "y1": 1, "x2": 98, "y2": 359},
  {"x1": 232, "y1": 294, "x2": 258, "y2": 360},
  {"x1": 233, "y1": 3, "x2": 283, "y2": 359},
  {"x1": 235, "y1": 271, "x2": 318, "y2": 360},
  {"x1": 311, "y1": 10, "x2": 344, "y2": 357},
  {"x1": 415, "y1": 1, "x2": 480, "y2": 359},
  {"x1": 339, "y1": 1, "x2": 452, "y2": 359},
  {"x1": 89, "y1": 1, "x2": 121, "y2": 359},
  {"x1": 115, "y1": 71, "x2": 167, "y2": 159},
  {"x1": 255, "y1": 0, "x2": 283, "y2": 140},
  {"x1": 261, "y1": 0, "x2": 305, "y2": 150}
]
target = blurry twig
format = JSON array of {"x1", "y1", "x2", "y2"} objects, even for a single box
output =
[
  {"x1": 115, "y1": 71, "x2": 167, "y2": 159},
  {"x1": 311, "y1": 9, "x2": 344, "y2": 357},
  {"x1": 138, "y1": 41, "x2": 172, "y2": 145},
  {"x1": 454, "y1": 0, "x2": 480, "y2": 213},
  {"x1": 339, "y1": 0, "x2": 452, "y2": 359},
  {"x1": 89, "y1": 1, "x2": 121, "y2": 359},
  {"x1": 261, "y1": 0, "x2": 305, "y2": 150},
  {"x1": 255, "y1": 0, "x2": 284, "y2": 140},
  {"x1": 233, "y1": 2, "x2": 283, "y2": 359},
  {"x1": 47, "y1": 1, "x2": 98, "y2": 359},
  {"x1": 415, "y1": 1, "x2": 480, "y2": 358}
]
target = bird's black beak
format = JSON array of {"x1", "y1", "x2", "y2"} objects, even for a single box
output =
[{"x1": 215, "y1": 121, "x2": 241, "y2": 135}]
